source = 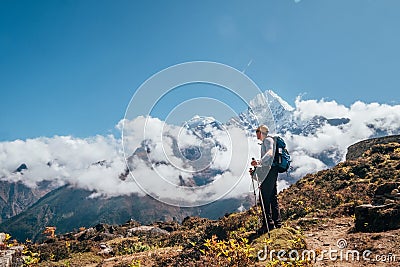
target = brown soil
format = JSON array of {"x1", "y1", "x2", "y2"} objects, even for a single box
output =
[{"x1": 303, "y1": 216, "x2": 400, "y2": 267}]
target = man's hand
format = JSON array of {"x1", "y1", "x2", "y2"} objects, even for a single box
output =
[{"x1": 251, "y1": 159, "x2": 259, "y2": 166}]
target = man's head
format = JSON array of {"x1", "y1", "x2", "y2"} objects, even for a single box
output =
[{"x1": 256, "y1": 125, "x2": 269, "y2": 140}]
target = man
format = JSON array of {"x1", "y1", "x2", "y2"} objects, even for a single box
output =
[{"x1": 251, "y1": 125, "x2": 282, "y2": 233}]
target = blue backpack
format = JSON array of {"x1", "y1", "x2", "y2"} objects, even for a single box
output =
[{"x1": 272, "y1": 136, "x2": 291, "y2": 173}]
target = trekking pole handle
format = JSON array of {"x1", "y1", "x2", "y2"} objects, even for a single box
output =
[
  {"x1": 250, "y1": 158, "x2": 258, "y2": 177},
  {"x1": 251, "y1": 157, "x2": 260, "y2": 167},
  {"x1": 249, "y1": 168, "x2": 254, "y2": 176}
]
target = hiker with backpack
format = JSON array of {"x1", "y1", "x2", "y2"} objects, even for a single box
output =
[{"x1": 251, "y1": 125, "x2": 283, "y2": 233}]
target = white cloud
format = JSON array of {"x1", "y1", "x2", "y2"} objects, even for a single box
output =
[
  {"x1": 0, "y1": 135, "x2": 142, "y2": 196},
  {"x1": 1, "y1": 96, "x2": 400, "y2": 206},
  {"x1": 294, "y1": 97, "x2": 349, "y2": 121},
  {"x1": 285, "y1": 98, "x2": 400, "y2": 178},
  {"x1": 122, "y1": 116, "x2": 257, "y2": 206}
]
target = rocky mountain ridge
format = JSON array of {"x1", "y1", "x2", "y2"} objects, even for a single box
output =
[
  {"x1": 346, "y1": 134, "x2": 400, "y2": 161},
  {"x1": 0, "y1": 164, "x2": 52, "y2": 224}
]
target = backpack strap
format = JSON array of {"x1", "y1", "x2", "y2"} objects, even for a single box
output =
[
  {"x1": 268, "y1": 136, "x2": 279, "y2": 165},
  {"x1": 274, "y1": 136, "x2": 279, "y2": 163}
]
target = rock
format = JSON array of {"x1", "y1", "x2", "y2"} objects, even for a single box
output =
[
  {"x1": 0, "y1": 246, "x2": 23, "y2": 267},
  {"x1": 95, "y1": 224, "x2": 107, "y2": 233},
  {"x1": 374, "y1": 182, "x2": 400, "y2": 196},
  {"x1": 75, "y1": 228, "x2": 96, "y2": 241},
  {"x1": 372, "y1": 182, "x2": 400, "y2": 205},
  {"x1": 346, "y1": 135, "x2": 400, "y2": 161},
  {"x1": 0, "y1": 250, "x2": 14, "y2": 267},
  {"x1": 14, "y1": 163, "x2": 28, "y2": 173},
  {"x1": 355, "y1": 182, "x2": 400, "y2": 232},
  {"x1": 0, "y1": 233, "x2": 8, "y2": 250},
  {"x1": 354, "y1": 203, "x2": 400, "y2": 232},
  {"x1": 98, "y1": 243, "x2": 113, "y2": 256},
  {"x1": 384, "y1": 199, "x2": 395, "y2": 205},
  {"x1": 297, "y1": 217, "x2": 319, "y2": 227},
  {"x1": 126, "y1": 226, "x2": 170, "y2": 237},
  {"x1": 150, "y1": 227, "x2": 170, "y2": 235},
  {"x1": 0, "y1": 233, "x2": 5, "y2": 245},
  {"x1": 391, "y1": 189, "x2": 399, "y2": 195}
]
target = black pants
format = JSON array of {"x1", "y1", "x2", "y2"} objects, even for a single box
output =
[{"x1": 259, "y1": 166, "x2": 281, "y2": 229}]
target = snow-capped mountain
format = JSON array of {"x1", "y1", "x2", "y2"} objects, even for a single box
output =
[
  {"x1": 184, "y1": 115, "x2": 222, "y2": 129},
  {"x1": 129, "y1": 90, "x2": 354, "y2": 188},
  {"x1": 127, "y1": 115, "x2": 225, "y2": 188},
  {"x1": 228, "y1": 90, "x2": 295, "y2": 133},
  {"x1": 230, "y1": 89, "x2": 350, "y2": 136},
  {"x1": 250, "y1": 90, "x2": 295, "y2": 128},
  {"x1": 183, "y1": 115, "x2": 223, "y2": 138}
]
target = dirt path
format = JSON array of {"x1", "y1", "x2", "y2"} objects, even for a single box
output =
[{"x1": 304, "y1": 217, "x2": 400, "y2": 267}]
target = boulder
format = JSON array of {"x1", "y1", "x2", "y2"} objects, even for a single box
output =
[
  {"x1": 355, "y1": 181, "x2": 400, "y2": 232},
  {"x1": 0, "y1": 233, "x2": 5, "y2": 243},
  {"x1": 0, "y1": 246, "x2": 23, "y2": 267},
  {"x1": 0, "y1": 250, "x2": 14, "y2": 267},
  {"x1": 354, "y1": 203, "x2": 400, "y2": 232},
  {"x1": 126, "y1": 226, "x2": 169, "y2": 237}
]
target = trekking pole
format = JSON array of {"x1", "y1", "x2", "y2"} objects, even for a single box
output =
[
  {"x1": 258, "y1": 181, "x2": 271, "y2": 238},
  {"x1": 249, "y1": 166, "x2": 259, "y2": 230},
  {"x1": 249, "y1": 167, "x2": 258, "y2": 207},
  {"x1": 251, "y1": 158, "x2": 270, "y2": 238}
]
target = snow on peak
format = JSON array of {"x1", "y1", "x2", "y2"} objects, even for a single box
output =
[
  {"x1": 249, "y1": 90, "x2": 294, "y2": 112},
  {"x1": 265, "y1": 90, "x2": 294, "y2": 111},
  {"x1": 249, "y1": 92, "x2": 267, "y2": 108},
  {"x1": 184, "y1": 115, "x2": 220, "y2": 129}
]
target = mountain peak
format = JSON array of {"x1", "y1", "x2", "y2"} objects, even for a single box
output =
[
  {"x1": 13, "y1": 163, "x2": 28, "y2": 173},
  {"x1": 187, "y1": 115, "x2": 217, "y2": 124},
  {"x1": 248, "y1": 90, "x2": 294, "y2": 112},
  {"x1": 184, "y1": 115, "x2": 222, "y2": 131},
  {"x1": 265, "y1": 90, "x2": 294, "y2": 111}
]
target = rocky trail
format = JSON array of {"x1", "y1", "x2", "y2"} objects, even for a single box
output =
[{"x1": 303, "y1": 217, "x2": 400, "y2": 267}]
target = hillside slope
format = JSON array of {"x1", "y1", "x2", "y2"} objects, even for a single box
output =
[
  {"x1": 0, "y1": 185, "x2": 251, "y2": 242},
  {"x1": 279, "y1": 135, "x2": 400, "y2": 221},
  {"x1": 278, "y1": 135, "x2": 400, "y2": 266},
  {"x1": 0, "y1": 180, "x2": 49, "y2": 223}
]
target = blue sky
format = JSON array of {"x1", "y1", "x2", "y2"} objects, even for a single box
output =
[{"x1": 1, "y1": 0, "x2": 400, "y2": 141}]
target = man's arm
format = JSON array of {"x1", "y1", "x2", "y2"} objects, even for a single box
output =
[{"x1": 260, "y1": 137, "x2": 274, "y2": 166}]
